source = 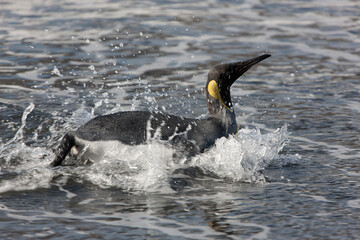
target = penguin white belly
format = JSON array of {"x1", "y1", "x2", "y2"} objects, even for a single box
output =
[
  {"x1": 70, "y1": 136, "x2": 176, "y2": 165},
  {"x1": 71, "y1": 137, "x2": 130, "y2": 164}
]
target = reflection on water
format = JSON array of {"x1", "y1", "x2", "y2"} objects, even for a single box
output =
[{"x1": 0, "y1": 0, "x2": 360, "y2": 239}]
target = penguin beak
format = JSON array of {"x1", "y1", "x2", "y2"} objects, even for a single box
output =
[
  {"x1": 226, "y1": 54, "x2": 271, "y2": 87},
  {"x1": 207, "y1": 54, "x2": 271, "y2": 112}
]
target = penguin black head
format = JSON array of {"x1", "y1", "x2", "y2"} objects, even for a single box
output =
[{"x1": 206, "y1": 54, "x2": 271, "y2": 117}]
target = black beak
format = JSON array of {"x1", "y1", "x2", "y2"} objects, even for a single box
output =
[
  {"x1": 224, "y1": 54, "x2": 271, "y2": 87},
  {"x1": 206, "y1": 54, "x2": 271, "y2": 113},
  {"x1": 207, "y1": 54, "x2": 271, "y2": 110}
]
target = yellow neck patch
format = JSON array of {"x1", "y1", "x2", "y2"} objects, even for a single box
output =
[{"x1": 207, "y1": 80, "x2": 233, "y2": 112}]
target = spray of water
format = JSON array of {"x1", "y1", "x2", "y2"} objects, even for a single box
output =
[
  {"x1": 0, "y1": 103, "x2": 54, "y2": 193},
  {"x1": 0, "y1": 102, "x2": 301, "y2": 193},
  {"x1": 192, "y1": 125, "x2": 292, "y2": 183}
]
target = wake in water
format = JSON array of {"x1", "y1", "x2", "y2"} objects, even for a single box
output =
[{"x1": 0, "y1": 103, "x2": 301, "y2": 193}]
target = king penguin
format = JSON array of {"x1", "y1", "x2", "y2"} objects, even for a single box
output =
[{"x1": 51, "y1": 54, "x2": 271, "y2": 167}]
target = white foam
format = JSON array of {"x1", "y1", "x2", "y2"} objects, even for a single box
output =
[
  {"x1": 0, "y1": 102, "x2": 300, "y2": 193},
  {"x1": 0, "y1": 167, "x2": 53, "y2": 193},
  {"x1": 67, "y1": 124, "x2": 297, "y2": 190},
  {"x1": 0, "y1": 146, "x2": 54, "y2": 193},
  {"x1": 0, "y1": 124, "x2": 299, "y2": 193},
  {"x1": 191, "y1": 124, "x2": 295, "y2": 183}
]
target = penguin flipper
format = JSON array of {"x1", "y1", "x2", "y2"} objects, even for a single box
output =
[{"x1": 50, "y1": 133, "x2": 75, "y2": 167}]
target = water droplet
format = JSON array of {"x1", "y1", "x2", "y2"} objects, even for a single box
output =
[
  {"x1": 88, "y1": 65, "x2": 97, "y2": 74},
  {"x1": 51, "y1": 66, "x2": 63, "y2": 77}
]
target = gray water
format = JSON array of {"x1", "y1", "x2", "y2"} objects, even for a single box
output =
[{"x1": 0, "y1": 0, "x2": 359, "y2": 239}]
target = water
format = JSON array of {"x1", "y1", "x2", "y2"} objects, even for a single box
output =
[{"x1": 0, "y1": 0, "x2": 359, "y2": 239}]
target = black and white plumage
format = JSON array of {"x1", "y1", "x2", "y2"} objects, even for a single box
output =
[{"x1": 51, "y1": 54, "x2": 271, "y2": 167}]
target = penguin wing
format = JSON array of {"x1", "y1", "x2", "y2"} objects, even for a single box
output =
[
  {"x1": 74, "y1": 111, "x2": 198, "y2": 145},
  {"x1": 74, "y1": 111, "x2": 151, "y2": 145}
]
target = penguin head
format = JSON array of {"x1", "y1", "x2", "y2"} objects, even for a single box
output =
[{"x1": 206, "y1": 54, "x2": 271, "y2": 117}]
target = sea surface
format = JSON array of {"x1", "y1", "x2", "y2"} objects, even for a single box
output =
[{"x1": 0, "y1": 0, "x2": 359, "y2": 239}]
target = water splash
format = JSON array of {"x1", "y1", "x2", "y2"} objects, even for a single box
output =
[
  {"x1": 67, "y1": 124, "x2": 299, "y2": 191},
  {"x1": 191, "y1": 124, "x2": 295, "y2": 183},
  {"x1": 0, "y1": 103, "x2": 300, "y2": 193},
  {"x1": 0, "y1": 103, "x2": 35, "y2": 166},
  {"x1": 1, "y1": 103, "x2": 35, "y2": 150},
  {"x1": 72, "y1": 142, "x2": 176, "y2": 191},
  {"x1": 0, "y1": 103, "x2": 55, "y2": 193}
]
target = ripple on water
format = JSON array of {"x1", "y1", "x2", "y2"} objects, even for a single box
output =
[
  {"x1": 347, "y1": 199, "x2": 360, "y2": 209},
  {"x1": 1, "y1": 0, "x2": 359, "y2": 238}
]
